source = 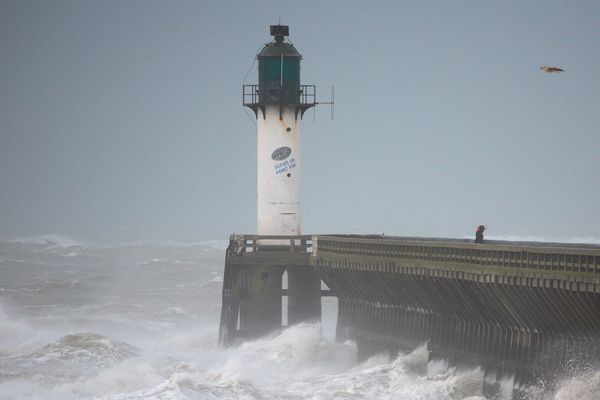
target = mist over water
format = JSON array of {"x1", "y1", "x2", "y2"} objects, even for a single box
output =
[{"x1": 0, "y1": 236, "x2": 597, "y2": 399}]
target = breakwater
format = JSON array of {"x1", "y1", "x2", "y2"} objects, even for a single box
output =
[{"x1": 219, "y1": 234, "x2": 600, "y2": 395}]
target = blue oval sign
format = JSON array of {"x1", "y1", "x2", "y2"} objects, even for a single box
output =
[{"x1": 271, "y1": 146, "x2": 292, "y2": 161}]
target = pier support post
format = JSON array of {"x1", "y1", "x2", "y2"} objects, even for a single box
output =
[
  {"x1": 241, "y1": 265, "x2": 284, "y2": 338},
  {"x1": 287, "y1": 266, "x2": 322, "y2": 326},
  {"x1": 218, "y1": 244, "x2": 239, "y2": 347}
]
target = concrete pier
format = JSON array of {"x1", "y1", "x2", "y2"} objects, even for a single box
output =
[
  {"x1": 219, "y1": 234, "x2": 600, "y2": 392},
  {"x1": 218, "y1": 235, "x2": 321, "y2": 345}
]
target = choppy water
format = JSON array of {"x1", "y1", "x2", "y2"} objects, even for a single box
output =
[{"x1": 0, "y1": 236, "x2": 598, "y2": 400}]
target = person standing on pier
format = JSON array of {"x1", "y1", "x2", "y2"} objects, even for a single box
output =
[{"x1": 475, "y1": 225, "x2": 485, "y2": 243}]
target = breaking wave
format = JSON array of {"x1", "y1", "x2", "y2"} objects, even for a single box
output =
[
  {"x1": 2, "y1": 234, "x2": 84, "y2": 249},
  {"x1": 0, "y1": 307, "x2": 44, "y2": 356},
  {"x1": 0, "y1": 333, "x2": 138, "y2": 384},
  {"x1": 88, "y1": 324, "x2": 490, "y2": 400}
]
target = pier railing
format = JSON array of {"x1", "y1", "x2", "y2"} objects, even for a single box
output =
[
  {"x1": 242, "y1": 84, "x2": 316, "y2": 107},
  {"x1": 314, "y1": 236, "x2": 600, "y2": 277},
  {"x1": 228, "y1": 234, "x2": 600, "y2": 276},
  {"x1": 230, "y1": 234, "x2": 313, "y2": 254}
]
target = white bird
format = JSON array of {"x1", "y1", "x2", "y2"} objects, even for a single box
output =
[{"x1": 540, "y1": 65, "x2": 564, "y2": 73}]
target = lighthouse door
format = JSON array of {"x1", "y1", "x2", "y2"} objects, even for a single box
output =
[{"x1": 280, "y1": 213, "x2": 298, "y2": 235}]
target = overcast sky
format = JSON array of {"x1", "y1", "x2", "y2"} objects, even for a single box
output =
[{"x1": 1, "y1": 1, "x2": 599, "y2": 244}]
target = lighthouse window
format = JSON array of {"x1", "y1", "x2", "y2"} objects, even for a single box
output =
[
  {"x1": 261, "y1": 59, "x2": 281, "y2": 81},
  {"x1": 282, "y1": 59, "x2": 299, "y2": 81},
  {"x1": 260, "y1": 58, "x2": 300, "y2": 82}
]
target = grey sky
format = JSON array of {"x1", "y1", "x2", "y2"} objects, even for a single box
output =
[{"x1": 1, "y1": 0, "x2": 599, "y2": 244}]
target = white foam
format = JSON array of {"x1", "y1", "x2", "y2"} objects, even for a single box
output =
[
  {"x1": 452, "y1": 367, "x2": 485, "y2": 399},
  {"x1": 206, "y1": 275, "x2": 223, "y2": 284},
  {"x1": 427, "y1": 357, "x2": 450, "y2": 378},
  {"x1": 0, "y1": 306, "x2": 46, "y2": 355},
  {"x1": 283, "y1": 345, "x2": 459, "y2": 400},
  {"x1": 68, "y1": 359, "x2": 165, "y2": 400},
  {"x1": 113, "y1": 239, "x2": 228, "y2": 250},
  {"x1": 140, "y1": 258, "x2": 164, "y2": 266},
  {"x1": 205, "y1": 323, "x2": 356, "y2": 388},
  {"x1": 554, "y1": 370, "x2": 600, "y2": 400},
  {"x1": 4, "y1": 234, "x2": 83, "y2": 249},
  {"x1": 0, "y1": 359, "x2": 165, "y2": 400},
  {"x1": 496, "y1": 375, "x2": 516, "y2": 400}
]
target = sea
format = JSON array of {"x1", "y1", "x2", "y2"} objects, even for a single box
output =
[{"x1": 1, "y1": 235, "x2": 599, "y2": 400}]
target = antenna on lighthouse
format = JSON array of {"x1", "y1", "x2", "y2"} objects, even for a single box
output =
[{"x1": 316, "y1": 86, "x2": 335, "y2": 120}]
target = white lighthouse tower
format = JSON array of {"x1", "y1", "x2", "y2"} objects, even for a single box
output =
[{"x1": 243, "y1": 25, "x2": 315, "y2": 236}]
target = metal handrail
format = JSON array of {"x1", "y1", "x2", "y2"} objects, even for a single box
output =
[
  {"x1": 242, "y1": 84, "x2": 316, "y2": 106},
  {"x1": 229, "y1": 234, "x2": 600, "y2": 274},
  {"x1": 314, "y1": 236, "x2": 600, "y2": 275},
  {"x1": 230, "y1": 234, "x2": 313, "y2": 254}
]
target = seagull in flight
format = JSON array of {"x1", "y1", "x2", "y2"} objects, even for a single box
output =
[{"x1": 540, "y1": 65, "x2": 564, "y2": 73}]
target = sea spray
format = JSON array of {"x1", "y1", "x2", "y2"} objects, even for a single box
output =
[
  {"x1": 553, "y1": 370, "x2": 600, "y2": 400},
  {"x1": 204, "y1": 323, "x2": 357, "y2": 387},
  {"x1": 0, "y1": 306, "x2": 45, "y2": 355}
]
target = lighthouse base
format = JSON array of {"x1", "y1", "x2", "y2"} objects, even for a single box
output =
[
  {"x1": 218, "y1": 235, "x2": 322, "y2": 346},
  {"x1": 241, "y1": 265, "x2": 284, "y2": 339}
]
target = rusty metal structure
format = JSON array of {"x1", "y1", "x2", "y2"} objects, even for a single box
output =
[{"x1": 219, "y1": 234, "x2": 600, "y2": 395}]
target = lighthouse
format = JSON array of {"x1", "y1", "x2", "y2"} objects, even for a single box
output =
[
  {"x1": 238, "y1": 25, "x2": 321, "y2": 337},
  {"x1": 243, "y1": 25, "x2": 315, "y2": 236}
]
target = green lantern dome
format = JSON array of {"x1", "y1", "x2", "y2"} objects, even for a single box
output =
[
  {"x1": 243, "y1": 25, "x2": 316, "y2": 120},
  {"x1": 257, "y1": 25, "x2": 302, "y2": 104}
]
